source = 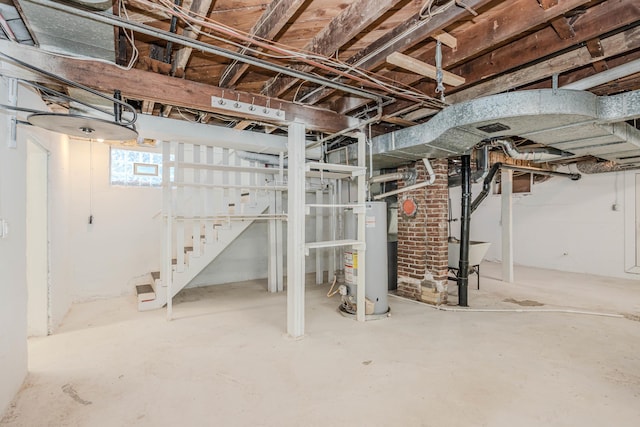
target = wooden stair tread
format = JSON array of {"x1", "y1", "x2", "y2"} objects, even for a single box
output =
[
  {"x1": 136, "y1": 284, "x2": 154, "y2": 294},
  {"x1": 151, "y1": 271, "x2": 160, "y2": 281}
]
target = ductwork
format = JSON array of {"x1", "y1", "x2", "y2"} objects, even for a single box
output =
[
  {"x1": 448, "y1": 145, "x2": 489, "y2": 187},
  {"x1": 328, "y1": 89, "x2": 640, "y2": 170},
  {"x1": 489, "y1": 139, "x2": 573, "y2": 162},
  {"x1": 576, "y1": 160, "x2": 640, "y2": 174},
  {"x1": 368, "y1": 170, "x2": 414, "y2": 185}
]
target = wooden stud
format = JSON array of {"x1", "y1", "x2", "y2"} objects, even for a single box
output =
[
  {"x1": 433, "y1": 31, "x2": 457, "y2": 50},
  {"x1": 386, "y1": 52, "x2": 466, "y2": 86},
  {"x1": 550, "y1": 16, "x2": 576, "y2": 40}
]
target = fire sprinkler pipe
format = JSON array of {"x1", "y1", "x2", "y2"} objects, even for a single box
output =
[{"x1": 458, "y1": 154, "x2": 471, "y2": 307}]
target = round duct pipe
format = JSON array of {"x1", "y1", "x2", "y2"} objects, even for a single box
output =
[{"x1": 576, "y1": 160, "x2": 640, "y2": 174}]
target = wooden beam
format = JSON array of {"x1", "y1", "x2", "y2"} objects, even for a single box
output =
[
  {"x1": 538, "y1": 0, "x2": 559, "y2": 9},
  {"x1": 447, "y1": 24, "x2": 640, "y2": 103},
  {"x1": 141, "y1": 100, "x2": 155, "y2": 115},
  {"x1": 591, "y1": 60, "x2": 609, "y2": 73},
  {"x1": 386, "y1": 52, "x2": 465, "y2": 86},
  {"x1": 302, "y1": 0, "x2": 585, "y2": 106},
  {"x1": 433, "y1": 31, "x2": 457, "y2": 50},
  {"x1": 234, "y1": 120, "x2": 253, "y2": 130},
  {"x1": 384, "y1": 0, "x2": 640, "y2": 116},
  {"x1": 262, "y1": 0, "x2": 405, "y2": 98},
  {"x1": 550, "y1": 16, "x2": 575, "y2": 40},
  {"x1": 586, "y1": 38, "x2": 605, "y2": 58},
  {"x1": 172, "y1": 0, "x2": 214, "y2": 76},
  {"x1": 218, "y1": 0, "x2": 307, "y2": 88},
  {"x1": 0, "y1": 40, "x2": 360, "y2": 133}
]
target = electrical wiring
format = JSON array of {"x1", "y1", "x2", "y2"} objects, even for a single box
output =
[{"x1": 142, "y1": 0, "x2": 445, "y2": 105}]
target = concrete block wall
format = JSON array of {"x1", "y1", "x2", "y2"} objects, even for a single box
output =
[{"x1": 397, "y1": 158, "x2": 449, "y2": 303}]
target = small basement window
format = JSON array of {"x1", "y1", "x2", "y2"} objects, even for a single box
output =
[{"x1": 110, "y1": 148, "x2": 163, "y2": 187}]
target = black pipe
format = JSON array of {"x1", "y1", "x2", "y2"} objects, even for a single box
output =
[
  {"x1": 458, "y1": 154, "x2": 471, "y2": 307},
  {"x1": 501, "y1": 164, "x2": 581, "y2": 181},
  {"x1": 470, "y1": 163, "x2": 581, "y2": 213},
  {"x1": 164, "y1": 0, "x2": 182, "y2": 64},
  {"x1": 113, "y1": 90, "x2": 122, "y2": 123},
  {"x1": 471, "y1": 162, "x2": 502, "y2": 214}
]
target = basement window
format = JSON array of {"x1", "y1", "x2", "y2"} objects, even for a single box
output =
[{"x1": 110, "y1": 148, "x2": 163, "y2": 187}]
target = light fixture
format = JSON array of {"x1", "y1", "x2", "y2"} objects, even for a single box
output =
[{"x1": 0, "y1": 51, "x2": 138, "y2": 141}]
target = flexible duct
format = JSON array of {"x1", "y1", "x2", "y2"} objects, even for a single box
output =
[
  {"x1": 491, "y1": 139, "x2": 573, "y2": 162},
  {"x1": 576, "y1": 160, "x2": 640, "y2": 174},
  {"x1": 368, "y1": 171, "x2": 413, "y2": 185}
]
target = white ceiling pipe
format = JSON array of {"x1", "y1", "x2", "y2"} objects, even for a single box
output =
[{"x1": 562, "y1": 58, "x2": 640, "y2": 90}]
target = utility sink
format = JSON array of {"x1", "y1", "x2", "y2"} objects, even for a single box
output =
[{"x1": 448, "y1": 241, "x2": 491, "y2": 268}]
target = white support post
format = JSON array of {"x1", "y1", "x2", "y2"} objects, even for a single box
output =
[
  {"x1": 162, "y1": 141, "x2": 173, "y2": 321},
  {"x1": 327, "y1": 183, "x2": 336, "y2": 281},
  {"x1": 268, "y1": 189, "x2": 278, "y2": 293},
  {"x1": 205, "y1": 146, "x2": 214, "y2": 244},
  {"x1": 287, "y1": 122, "x2": 306, "y2": 338},
  {"x1": 235, "y1": 153, "x2": 242, "y2": 214},
  {"x1": 356, "y1": 133, "x2": 367, "y2": 322},
  {"x1": 6, "y1": 77, "x2": 17, "y2": 149},
  {"x1": 222, "y1": 148, "x2": 230, "y2": 213},
  {"x1": 276, "y1": 152, "x2": 285, "y2": 292},
  {"x1": 176, "y1": 143, "x2": 185, "y2": 273},
  {"x1": 501, "y1": 169, "x2": 514, "y2": 283},
  {"x1": 192, "y1": 145, "x2": 202, "y2": 257},
  {"x1": 315, "y1": 189, "x2": 324, "y2": 284}
]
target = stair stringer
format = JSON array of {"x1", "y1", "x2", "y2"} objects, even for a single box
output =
[{"x1": 138, "y1": 195, "x2": 270, "y2": 311}]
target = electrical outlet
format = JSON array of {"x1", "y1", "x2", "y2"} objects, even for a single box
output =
[{"x1": 611, "y1": 203, "x2": 620, "y2": 211}]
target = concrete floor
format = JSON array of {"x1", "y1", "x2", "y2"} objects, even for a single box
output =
[{"x1": 2, "y1": 262, "x2": 640, "y2": 426}]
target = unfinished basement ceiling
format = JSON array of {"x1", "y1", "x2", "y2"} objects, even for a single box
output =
[{"x1": 3, "y1": 0, "x2": 640, "y2": 165}]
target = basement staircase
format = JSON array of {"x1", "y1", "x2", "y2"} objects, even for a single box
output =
[{"x1": 136, "y1": 142, "x2": 286, "y2": 311}]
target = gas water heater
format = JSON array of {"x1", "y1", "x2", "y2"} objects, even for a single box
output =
[{"x1": 340, "y1": 201, "x2": 390, "y2": 318}]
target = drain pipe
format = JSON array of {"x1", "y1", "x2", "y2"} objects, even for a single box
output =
[
  {"x1": 470, "y1": 163, "x2": 581, "y2": 213},
  {"x1": 372, "y1": 158, "x2": 435, "y2": 200},
  {"x1": 449, "y1": 145, "x2": 489, "y2": 187},
  {"x1": 458, "y1": 154, "x2": 471, "y2": 307}
]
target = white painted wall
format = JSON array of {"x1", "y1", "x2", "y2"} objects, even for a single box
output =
[
  {"x1": 0, "y1": 81, "x2": 74, "y2": 415},
  {"x1": 449, "y1": 168, "x2": 639, "y2": 280},
  {"x1": 66, "y1": 141, "x2": 163, "y2": 300}
]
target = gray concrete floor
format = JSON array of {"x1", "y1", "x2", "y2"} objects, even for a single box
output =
[{"x1": 2, "y1": 262, "x2": 640, "y2": 426}]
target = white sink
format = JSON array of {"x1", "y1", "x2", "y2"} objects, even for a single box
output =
[{"x1": 448, "y1": 241, "x2": 491, "y2": 268}]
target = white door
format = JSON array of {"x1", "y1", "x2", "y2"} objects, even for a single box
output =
[{"x1": 26, "y1": 140, "x2": 49, "y2": 337}]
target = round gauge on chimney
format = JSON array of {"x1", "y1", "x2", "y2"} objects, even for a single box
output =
[{"x1": 401, "y1": 197, "x2": 417, "y2": 217}]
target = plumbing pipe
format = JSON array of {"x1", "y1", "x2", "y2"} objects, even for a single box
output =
[
  {"x1": 470, "y1": 163, "x2": 581, "y2": 213},
  {"x1": 470, "y1": 163, "x2": 501, "y2": 214},
  {"x1": 448, "y1": 145, "x2": 489, "y2": 187},
  {"x1": 458, "y1": 154, "x2": 471, "y2": 307},
  {"x1": 373, "y1": 158, "x2": 435, "y2": 200}
]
